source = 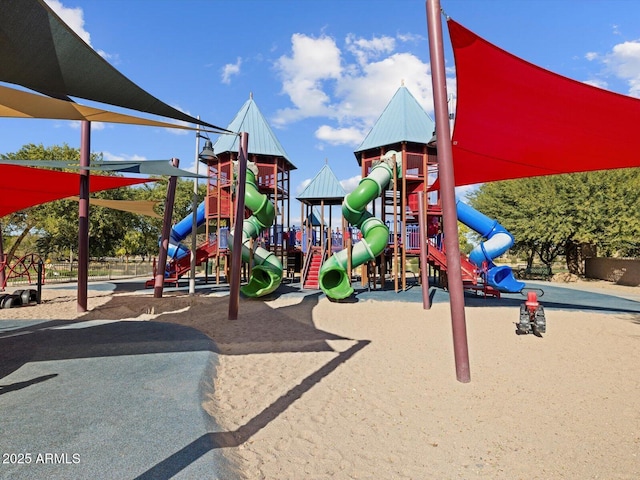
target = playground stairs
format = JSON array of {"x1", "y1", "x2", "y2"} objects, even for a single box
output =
[
  {"x1": 145, "y1": 240, "x2": 219, "y2": 288},
  {"x1": 302, "y1": 246, "x2": 323, "y2": 290}
]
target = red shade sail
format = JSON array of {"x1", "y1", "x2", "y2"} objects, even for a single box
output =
[
  {"x1": 448, "y1": 19, "x2": 640, "y2": 187},
  {"x1": 0, "y1": 164, "x2": 155, "y2": 217}
]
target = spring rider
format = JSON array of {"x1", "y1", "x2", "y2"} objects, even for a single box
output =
[{"x1": 517, "y1": 289, "x2": 546, "y2": 335}]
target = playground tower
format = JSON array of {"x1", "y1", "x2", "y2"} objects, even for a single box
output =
[
  {"x1": 207, "y1": 93, "x2": 296, "y2": 286},
  {"x1": 353, "y1": 85, "x2": 444, "y2": 292},
  {"x1": 297, "y1": 162, "x2": 347, "y2": 289}
]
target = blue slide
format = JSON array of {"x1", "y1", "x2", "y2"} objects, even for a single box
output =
[
  {"x1": 456, "y1": 200, "x2": 525, "y2": 293},
  {"x1": 166, "y1": 201, "x2": 207, "y2": 261}
]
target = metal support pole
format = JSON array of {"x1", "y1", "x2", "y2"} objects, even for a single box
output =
[
  {"x1": 393, "y1": 153, "x2": 399, "y2": 292},
  {"x1": 77, "y1": 120, "x2": 90, "y2": 313},
  {"x1": 0, "y1": 224, "x2": 6, "y2": 291},
  {"x1": 418, "y1": 191, "x2": 431, "y2": 310},
  {"x1": 228, "y1": 132, "x2": 248, "y2": 320},
  {"x1": 37, "y1": 259, "x2": 43, "y2": 304},
  {"x1": 426, "y1": 0, "x2": 470, "y2": 382},
  {"x1": 190, "y1": 120, "x2": 201, "y2": 295},
  {"x1": 154, "y1": 158, "x2": 180, "y2": 298}
]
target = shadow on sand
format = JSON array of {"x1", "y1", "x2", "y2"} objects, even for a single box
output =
[{"x1": 0, "y1": 287, "x2": 370, "y2": 478}]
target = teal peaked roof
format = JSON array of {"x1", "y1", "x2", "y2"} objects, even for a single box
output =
[
  {"x1": 212, "y1": 95, "x2": 295, "y2": 169},
  {"x1": 303, "y1": 208, "x2": 327, "y2": 227},
  {"x1": 355, "y1": 86, "x2": 435, "y2": 153},
  {"x1": 297, "y1": 163, "x2": 346, "y2": 203}
]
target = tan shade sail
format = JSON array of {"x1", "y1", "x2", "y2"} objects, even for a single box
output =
[
  {"x1": 0, "y1": 85, "x2": 218, "y2": 133},
  {"x1": 67, "y1": 197, "x2": 162, "y2": 219}
]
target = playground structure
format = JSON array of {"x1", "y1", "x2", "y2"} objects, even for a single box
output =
[
  {"x1": 319, "y1": 151, "x2": 401, "y2": 299},
  {"x1": 0, "y1": 253, "x2": 45, "y2": 291},
  {"x1": 301, "y1": 85, "x2": 525, "y2": 301},
  {"x1": 226, "y1": 162, "x2": 283, "y2": 297},
  {"x1": 141, "y1": 87, "x2": 525, "y2": 301},
  {"x1": 147, "y1": 95, "x2": 295, "y2": 296}
]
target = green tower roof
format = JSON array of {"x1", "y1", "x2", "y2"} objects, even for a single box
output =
[
  {"x1": 213, "y1": 94, "x2": 295, "y2": 169},
  {"x1": 355, "y1": 86, "x2": 435, "y2": 154},
  {"x1": 297, "y1": 163, "x2": 347, "y2": 204}
]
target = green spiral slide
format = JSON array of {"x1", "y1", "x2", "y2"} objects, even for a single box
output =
[
  {"x1": 228, "y1": 162, "x2": 282, "y2": 297},
  {"x1": 319, "y1": 151, "x2": 401, "y2": 300}
]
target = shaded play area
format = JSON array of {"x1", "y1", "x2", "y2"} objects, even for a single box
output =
[{"x1": 1, "y1": 1, "x2": 640, "y2": 478}]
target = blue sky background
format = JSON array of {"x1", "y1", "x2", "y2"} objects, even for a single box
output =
[{"x1": 3, "y1": 0, "x2": 640, "y2": 224}]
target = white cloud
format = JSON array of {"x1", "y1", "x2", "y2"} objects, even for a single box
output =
[
  {"x1": 345, "y1": 33, "x2": 395, "y2": 66},
  {"x1": 315, "y1": 125, "x2": 366, "y2": 146},
  {"x1": 102, "y1": 152, "x2": 147, "y2": 161},
  {"x1": 603, "y1": 40, "x2": 640, "y2": 97},
  {"x1": 221, "y1": 57, "x2": 242, "y2": 84},
  {"x1": 273, "y1": 32, "x2": 434, "y2": 148},
  {"x1": 45, "y1": 0, "x2": 91, "y2": 45},
  {"x1": 335, "y1": 52, "x2": 432, "y2": 123},
  {"x1": 585, "y1": 52, "x2": 599, "y2": 61},
  {"x1": 340, "y1": 174, "x2": 361, "y2": 193},
  {"x1": 295, "y1": 178, "x2": 312, "y2": 196},
  {"x1": 45, "y1": 1, "x2": 116, "y2": 62},
  {"x1": 273, "y1": 34, "x2": 343, "y2": 125},
  {"x1": 583, "y1": 79, "x2": 608, "y2": 89}
]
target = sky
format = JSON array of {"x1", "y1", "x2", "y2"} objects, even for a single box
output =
[{"x1": 3, "y1": 0, "x2": 640, "y2": 225}]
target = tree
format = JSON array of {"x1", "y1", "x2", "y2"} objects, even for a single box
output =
[
  {"x1": 2, "y1": 144, "x2": 158, "y2": 261},
  {"x1": 1, "y1": 143, "x2": 218, "y2": 262},
  {"x1": 468, "y1": 168, "x2": 640, "y2": 274},
  {"x1": 1, "y1": 143, "x2": 103, "y2": 262}
]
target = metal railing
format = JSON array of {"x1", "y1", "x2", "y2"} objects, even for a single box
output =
[{"x1": 3, "y1": 260, "x2": 155, "y2": 288}]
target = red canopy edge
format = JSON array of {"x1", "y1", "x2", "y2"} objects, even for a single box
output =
[
  {"x1": 0, "y1": 164, "x2": 156, "y2": 217},
  {"x1": 448, "y1": 19, "x2": 640, "y2": 187}
]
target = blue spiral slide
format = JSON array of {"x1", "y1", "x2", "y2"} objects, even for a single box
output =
[
  {"x1": 456, "y1": 200, "x2": 525, "y2": 293},
  {"x1": 166, "y1": 201, "x2": 206, "y2": 262}
]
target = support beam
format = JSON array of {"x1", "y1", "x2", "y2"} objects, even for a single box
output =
[
  {"x1": 0, "y1": 226, "x2": 6, "y2": 291},
  {"x1": 189, "y1": 121, "x2": 201, "y2": 295},
  {"x1": 228, "y1": 132, "x2": 248, "y2": 320},
  {"x1": 426, "y1": 0, "x2": 471, "y2": 382},
  {"x1": 77, "y1": 120, "x2": 90, "y2": 312},
  {"x1": 418, "y1": 191, "x2": 430, "y2": 310},
  {"x1": 154, "y1": 158, "x2": 180, "y2": 298}
]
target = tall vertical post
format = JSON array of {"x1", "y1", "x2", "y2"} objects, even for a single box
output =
[
  {"x1": 418, "y1": 191, "x2": 431, "y2": 310},
  {"x1": 0, "y1": 225, "x2": 6, "y2": 291},
  {"x1": 228, "y1": 132, "x2": 248, "y2": 320},
  {"x1": 190, "y1": 120, "x2": 201, "y2": 295},
  {"x1": 154, "y1": 158, "x2": 180, "y2": 298},
  {"x1": 426, "y1": 0, "x2": 470, "y2": 382},
  {"x1": 393, "y1": 154, "x2": 399, "y2": 292},
  {"x1": 77, "y1": 120, "x2": 91, "y2": 312}
]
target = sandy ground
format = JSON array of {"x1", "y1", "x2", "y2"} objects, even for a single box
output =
[{"x1": 1, "y1": 280, "x2": 639, "y2": 479}]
